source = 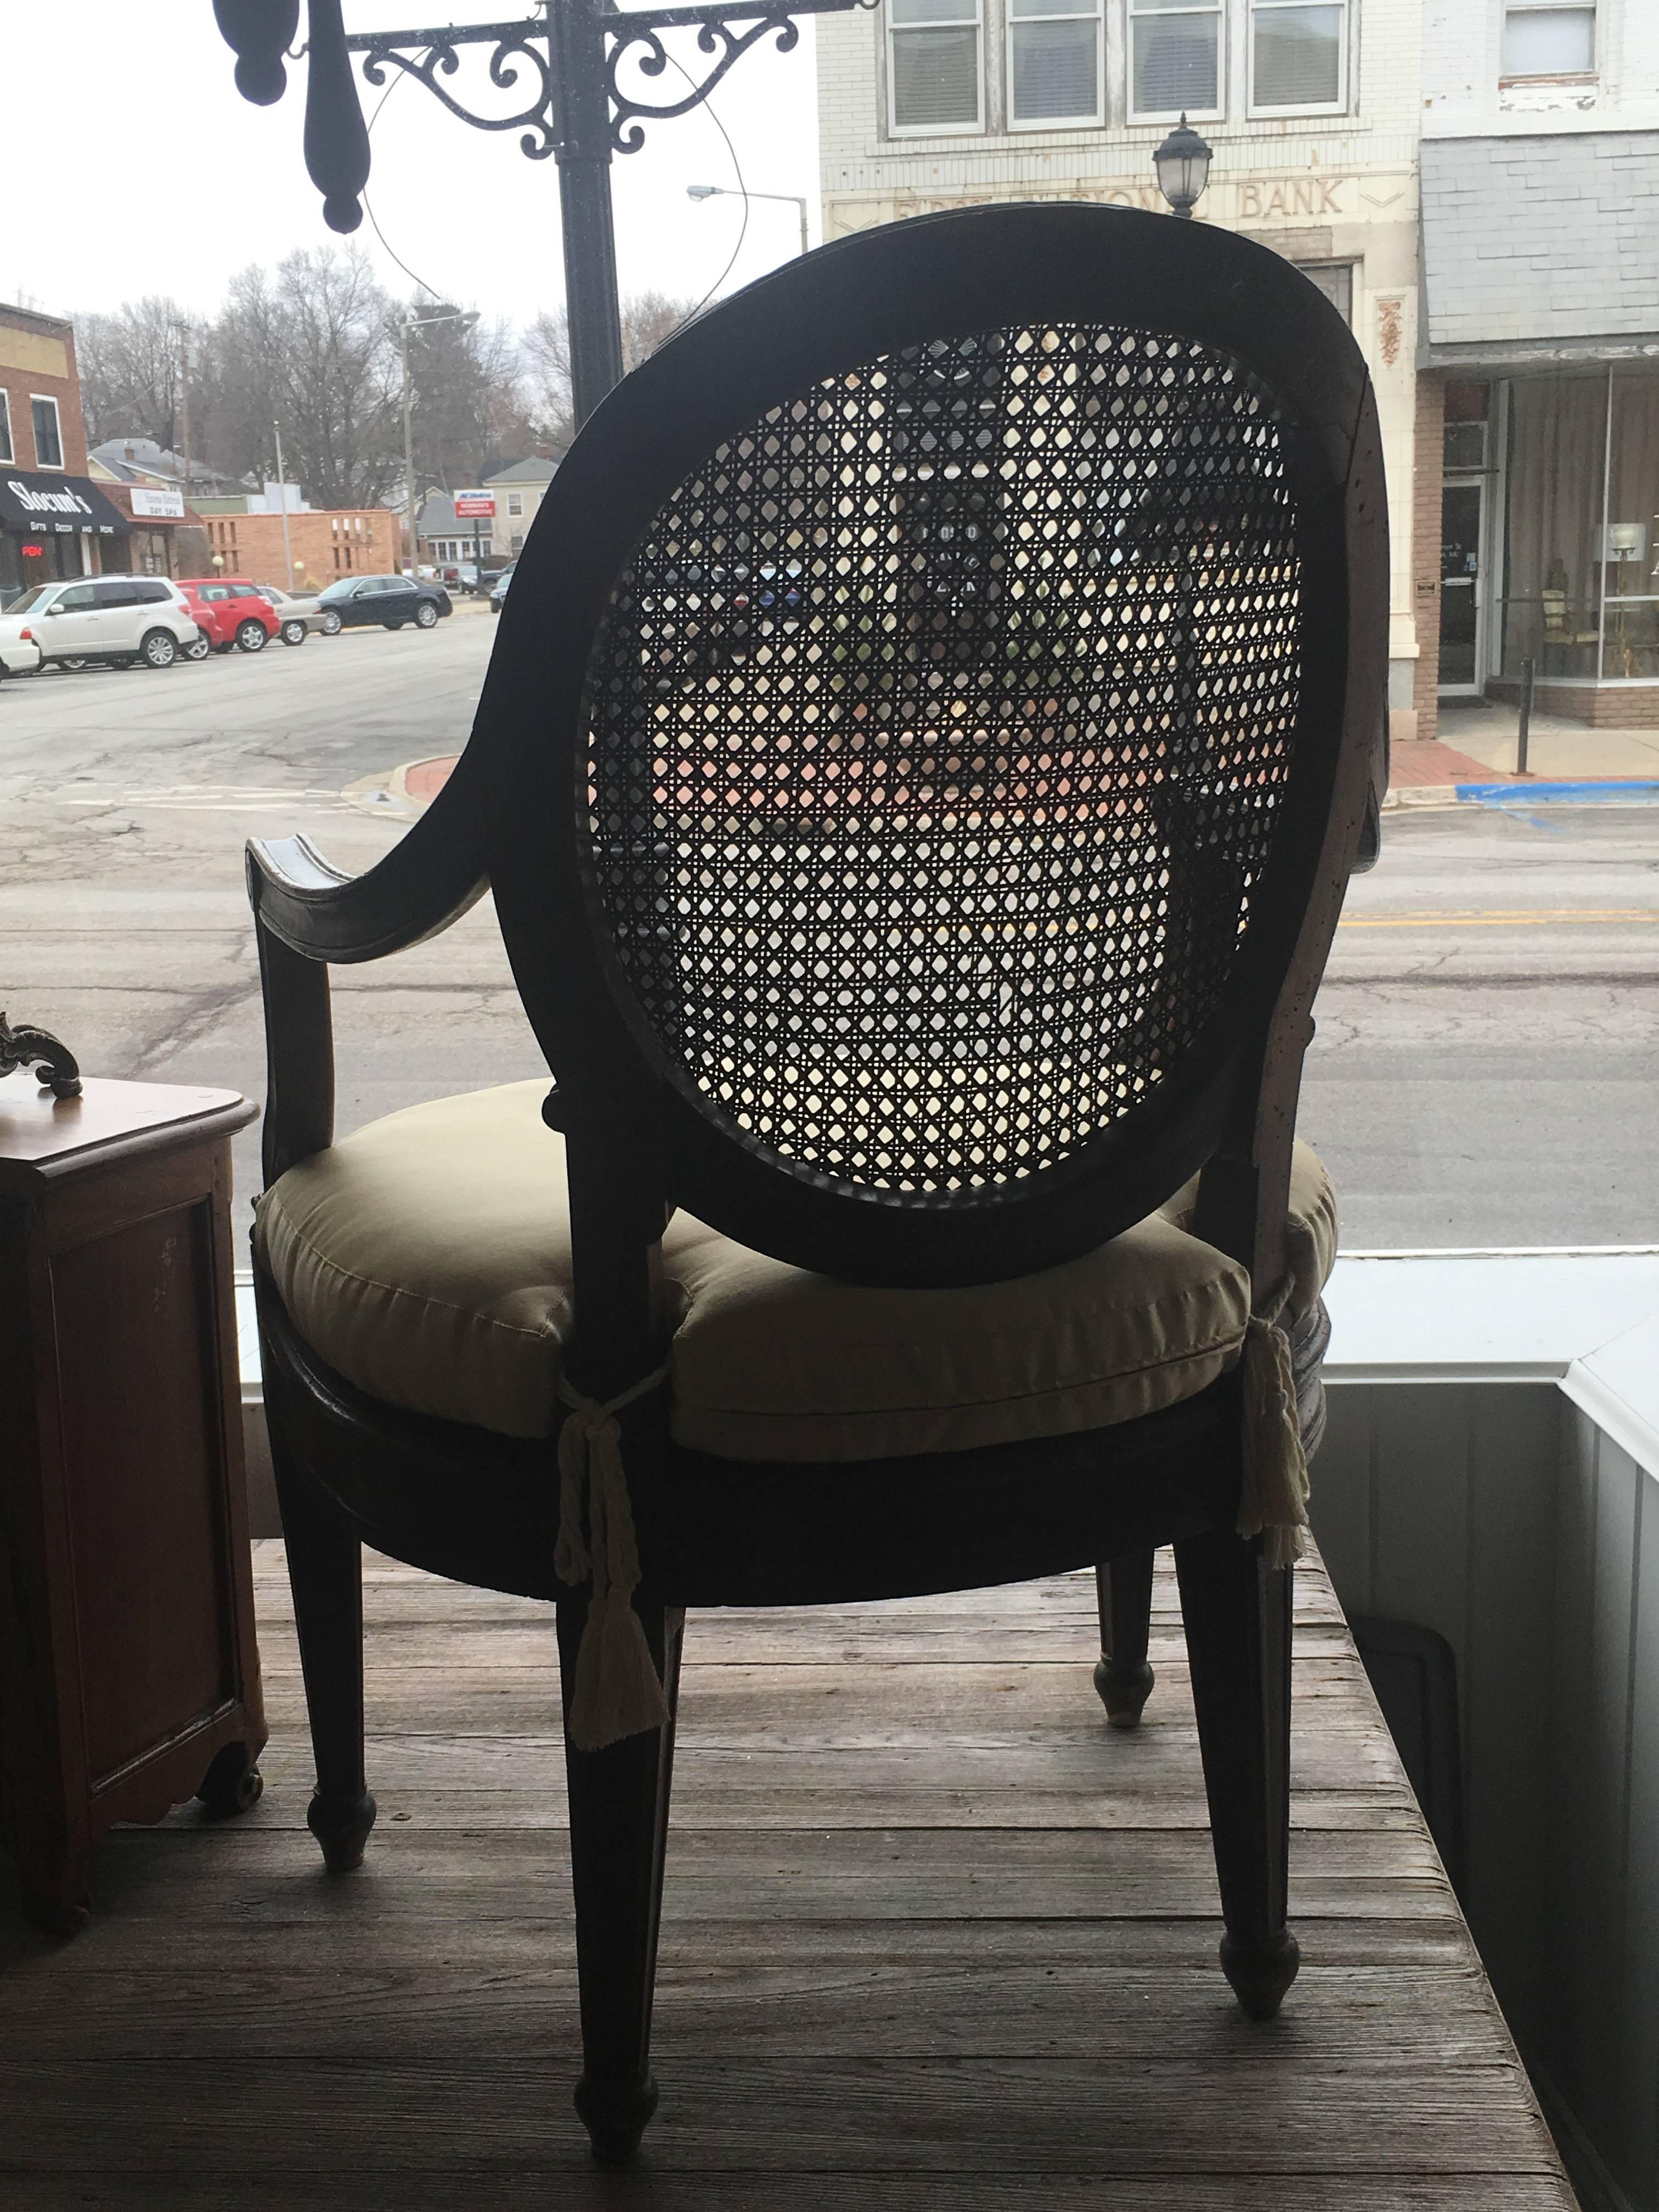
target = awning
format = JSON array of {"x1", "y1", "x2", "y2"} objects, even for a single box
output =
[{"x1": 0, "y1": 472, "x2": 127, "y2": 535}]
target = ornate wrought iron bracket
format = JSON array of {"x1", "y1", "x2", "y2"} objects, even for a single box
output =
[
  {"x1": 214, "y1": 0, "x2": 871, "y2": 424},
  {"x1": 0, "y1": 1015, "x2": 83, "y2": 1099}
]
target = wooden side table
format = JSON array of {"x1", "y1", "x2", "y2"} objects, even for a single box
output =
[{"x1": 0, "y1": 1071, "x2": 266, "y2": 1934}]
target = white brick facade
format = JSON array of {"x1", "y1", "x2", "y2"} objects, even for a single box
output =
[{"x1": 819, "y1": 0, "x2": 1427, "y2": 701}]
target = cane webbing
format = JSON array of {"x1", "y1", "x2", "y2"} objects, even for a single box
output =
[{"x1": 584, "y1": 323, "x2": 1301, "y2": 1197}]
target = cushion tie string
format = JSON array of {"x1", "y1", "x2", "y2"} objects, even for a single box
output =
[
  {"x1": 1235, "y1": 1276, "x2": 1309, "y2": 1571},
  {"x1": 555, "y1": 1363, "x2": 670, "y2": 1752}
]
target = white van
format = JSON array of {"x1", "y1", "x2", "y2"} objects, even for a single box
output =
[{"x1": 0, "y1": 575, "x2": 203, "y2": 675}]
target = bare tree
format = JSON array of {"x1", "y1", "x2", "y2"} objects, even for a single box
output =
[
  {"x1": 75, "y1": 296, "x2": 189, "y2": 453},
  {"x1": 521, "y1": 290, "x2": 697, "y2": 453},
  {"x1": 403, "y1": 304, "x2": 526, "y2": 494},
  {"x1": 198, "y1": 247, "x2": 403, "y2": 506}
]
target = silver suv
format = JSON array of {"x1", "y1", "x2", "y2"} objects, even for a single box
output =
[{"x1": 0, "y1": 574, "x2": 202, "y2": 674}]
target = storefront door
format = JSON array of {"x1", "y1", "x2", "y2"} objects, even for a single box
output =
[{"x1": 1440, "y1": 479, "x2": 1485, "y2": 695}]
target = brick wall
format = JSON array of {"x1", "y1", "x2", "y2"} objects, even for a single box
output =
[
  {"x1": 1411, "y1": 373, "x2": 1446, "y2": 741},
  {"x1": 1487, "y1": 678, "x2": 1659, "y2": 729},
  {"x1": 196, "y1": 509, "x2": 396, "y2": 589},
  {"x1": 0, "y1": 307, "x2": 89, "y2": 477}
]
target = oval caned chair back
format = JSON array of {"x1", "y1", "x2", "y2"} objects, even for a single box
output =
[{"x1": 484, "y1": 205, "x2": 1386, "y2": 1288}]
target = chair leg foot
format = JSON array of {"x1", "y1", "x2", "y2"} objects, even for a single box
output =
[
  {"x1": 574, "y1": 2070, "x2": 660, "y2": 2165},
  {"x1": 1093, "y1": 1654, "x2": 1155, "y2": 1729},
  {"x1": 1094, "y1": 1549, "x2": 1156, "y2": 1728},
  {"x1": 1220, "y1": 1927, "x2": 1301, "y2": 2020},
  {"x1": 306, "y1": 1788, "x2": 377, "y2": 1873}
]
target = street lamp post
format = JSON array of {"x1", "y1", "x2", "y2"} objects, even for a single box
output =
[
  {"x1": 212, "y1": 0, "x2": 872, "y2": 433},
  {"x1": 687, "y1": 183, "x2": 809, "y2": 258},
  {"x1": 399, "y1": 306, "x2": 479, "y2": 575},
  {"x1": 1152, "y1": 112, "x2": 1214, "y2": 219}
]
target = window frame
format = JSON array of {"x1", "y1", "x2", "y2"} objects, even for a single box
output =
[
  {"x1": 506, "y1": 490, "x2": 524, "y2": 517},
  {"x1": 1500, "y1": 0, "x2": 1597, "y2": 81},
  {"x1": 0, "y1": 390, "x2": 12, "y2": 465},
  {"x1": 1006, "y1": 0, "x2": 1105, "y2": 131},
  {"x1": 1246, "y1": 0, "x2": 1351, "y2": 120},
  {"x1": 886, "y1": 0, "x2": 985, "y2": 138},
  {"x1": 29, "y1": 393, "x2": 64, "y2": 470},
  {"x1": 1127, "y1": 0, "x2": 1225, "y2": 127}
]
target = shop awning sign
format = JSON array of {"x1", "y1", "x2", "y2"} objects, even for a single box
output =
[{"x1": 0, "y1": 473, "x2": 126, "y2": 535}]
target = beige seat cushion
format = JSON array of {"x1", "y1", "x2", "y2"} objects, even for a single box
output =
[{"x1": 256, "y1": 1081, "x2": 1336, "y2": 1461}]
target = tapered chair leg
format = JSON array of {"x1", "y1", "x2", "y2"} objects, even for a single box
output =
[
  {"x1": 1174, "y1": 1527, "x2": 1299, "y2": 2021},
  {"x1": 1093, "y1": 1548, "x2": 1156, "y2": 1727},
  {"x1": 560, "y1": 1596, "x2": 684, "y2": 2166},
  {"x1": 268, "y1": 1398, "x2": 375, "y2": 1874}
]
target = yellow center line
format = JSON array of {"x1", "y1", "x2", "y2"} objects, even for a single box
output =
[{"x1": 1338, "y1": 909, "x2": 1656, "y2": 929}]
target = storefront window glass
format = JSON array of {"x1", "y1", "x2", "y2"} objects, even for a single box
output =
[{"x1": 1497, "y1": 370, "x2": 1659, "y2": 686}]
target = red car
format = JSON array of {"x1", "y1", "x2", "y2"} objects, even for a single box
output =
[{"x1": 176, "y1": 577, "x2": 281, "y2": 657}]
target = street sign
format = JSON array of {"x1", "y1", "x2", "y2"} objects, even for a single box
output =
[{"x1": 454, "y1": 489, "x2": 495, "y2": 520}]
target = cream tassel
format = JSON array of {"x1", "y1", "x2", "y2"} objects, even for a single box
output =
[
  {"x1": 1236, "y1": 1296, "x2": 1309, "y2": 1571},
  {"x1": 555, "y1": 1363, "x2": 670, "y2": 1752}
]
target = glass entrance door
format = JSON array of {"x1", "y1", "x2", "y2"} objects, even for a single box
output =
[{"x1": 1440, "y1": 479, "x2": 1485, "y2": 694}]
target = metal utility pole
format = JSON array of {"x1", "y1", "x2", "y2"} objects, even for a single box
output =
[
  {"x1": 213, "y1": 0, "x2": 868, "y2": 435},
  {"x1": 178, "y1": 321, "x2": 192, "y2": 515},
  {"x1": 272, "y1": 420, "x2": 296, "y2": 590}
]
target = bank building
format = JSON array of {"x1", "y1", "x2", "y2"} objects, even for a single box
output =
[{"x1": 819, "y1": 0, "x2": 1658, "y2": 742}]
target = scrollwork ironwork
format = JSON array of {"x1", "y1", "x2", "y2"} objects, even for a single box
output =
[
  {"x1": 605, "y1": 8, "x2": 800, "y2": 154},
  {"x1": 359, "y1": 29, "x2": 558, "y2": 161},
  {"x1": 0, "y1": 1015, "x2": 82, "y2": 1099}
]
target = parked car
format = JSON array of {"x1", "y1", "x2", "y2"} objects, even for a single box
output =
[
  {"x1": 256, "y1": 582, "x2": 335, "y2": 642},
  {"x1": 489, "y1": 562, "x2": 516, "y2": 613},
  {"x1": 177, "y1": 578, "x2": 283, "y2": 656},
  {"x1": 0, "y1": 574, "x2": 201, "y2": 674},
  {"x1": 317, "y1": 574, "x2": 453, "y2": 630}
]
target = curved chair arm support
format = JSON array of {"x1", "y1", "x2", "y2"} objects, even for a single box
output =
[
  {"x1": 246, "y1": 769, "x2": 489, "y2": 966},
  {"x1": 248, "y1": 768, "x2": 492, "y2": 1188}
]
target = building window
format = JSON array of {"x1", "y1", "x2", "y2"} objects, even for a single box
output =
[
  {"x1": 1129, "y1": 0, "x2": 1222, "y2": 121},
  {"x1": 1249, "y1": 0, "x2": 1348, "y2": 114},
  {"x1": 30, "y1": 395, "x2": 63, "y2": 469},
  {"x1": 1497, "y1": 371, "x2": 1659, "y2": 687},
  {"x1": 888, "y1": 0, "x2": 983, "y2": 134},
  {"x1": 1502, "y1": 2, "x2": 1595, "y2": 76},
  {"x1": 0, "y1": 390, "x2": 10, "y2": 464},
  {"x1": 507, "y1": 491, "x2": 524, "y2": 517},
  {"x1": 1295, "y1": 262, "x2": 1353, "y2": 325},
  {"x1": 1009, "y1": 0, "x2": 1102, "y2": 124}
]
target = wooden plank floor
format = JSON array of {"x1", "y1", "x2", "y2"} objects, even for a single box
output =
[{"x1": 0, "y1": 1542, "x2": 1577, "y2": 2208}]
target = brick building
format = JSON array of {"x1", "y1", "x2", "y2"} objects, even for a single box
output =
[
  {"x1": 817, "y1": 0, "x2": 1428, "y2": 744},
  {"x1": 1419, "y1": 0, "x2": 1659, "y2": 730},
  {"x1": 198, "y1": 506, "x2": 397, "y2": 590},
  {"x1": 0, "y1": 306, "x2": 126, "y2": 602}
]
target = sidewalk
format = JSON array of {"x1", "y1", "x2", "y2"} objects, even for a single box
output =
[
  {"x1": 1391, "y1": 701, "x2": 1659, "y2": 808},
  {"x1": 368, "y1": 698, "x2": 1659, "y2": 822}
]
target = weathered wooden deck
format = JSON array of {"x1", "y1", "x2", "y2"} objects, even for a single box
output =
[{"x1": 1, "y1": 1541, "x2": 1577, "y2": 2207}]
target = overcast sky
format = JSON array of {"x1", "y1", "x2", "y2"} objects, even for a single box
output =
[{"x1": 8, "y1": 2, "x2": 821, "y2": 332}]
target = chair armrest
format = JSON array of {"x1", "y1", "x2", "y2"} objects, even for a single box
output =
[
  {"x1": 247, "y1": 764, "x2": 491, "y2": 1187},
  {"x1": 246, "y1": 764, "x2": 489, "y2": 964}
]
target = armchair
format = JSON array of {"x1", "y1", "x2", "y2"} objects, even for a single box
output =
[{"x1": 249, "y1": 204, "x2": 1386, "y2": 2163}]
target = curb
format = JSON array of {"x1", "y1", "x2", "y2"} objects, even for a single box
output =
[
  {"x1": 355, "y1": 760, "x2": 1659, "y2": 821},
  {"x1": 1386, "y1": 778, "x2": 1659, "y2": 811}
]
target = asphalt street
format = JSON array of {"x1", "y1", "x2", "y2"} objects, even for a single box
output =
[{"x1": 1, "y1": 603, "x2": 1655, "y2": 1249}]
